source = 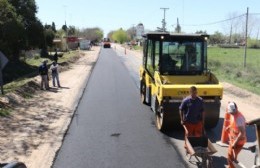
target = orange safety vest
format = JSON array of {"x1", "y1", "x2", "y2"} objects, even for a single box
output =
[{"x1": 230, "y1": 112, "x2": 247, "y2": 145}]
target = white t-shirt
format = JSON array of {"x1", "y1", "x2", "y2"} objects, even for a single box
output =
[
  {"x1": 231, "y1": 114, "x2": 246, "y2": 127},
  {"x1": 236, "y1": 115, "x2": 246, "y2": 127},
  {"x1": 50, "y1": 64, "x2": 59, "y2": 74}
]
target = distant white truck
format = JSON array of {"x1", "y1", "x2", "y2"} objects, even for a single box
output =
[{"x1": 79, "y1": 40, "x2": 91, "y2": 50}]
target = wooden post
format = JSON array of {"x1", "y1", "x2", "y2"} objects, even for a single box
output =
[{"x1": 244, "y1": 7, "x2": 249, "y2": 68}]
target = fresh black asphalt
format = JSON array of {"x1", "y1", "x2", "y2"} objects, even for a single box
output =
[{"x1": 52, "y1": 48, "x2": 188, "y2": 168}]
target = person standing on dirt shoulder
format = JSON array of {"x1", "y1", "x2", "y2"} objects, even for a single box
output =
[
  {"x1": 50, "y1": 61, "x2": 61, "y2": 87},
  {"x1": 39, "y1": 60, "x2": 49, "y2": 90},
  {"x1": 53, "y1": 49, "x2": 58, "y2": 63},
  {"x1": 179, "y1": 86, "x2": 205, "y2": 137},
  {"x1": 226, "y1": 102, "x2": 247, "y2": 168}
]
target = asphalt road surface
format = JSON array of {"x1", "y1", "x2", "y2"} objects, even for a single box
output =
[
  {"x1": 52, "y1": 48, "x2": 189, "y2": 168},
  {"x1": 113, "y1": 45, "x2": 257, "y2": 168}
]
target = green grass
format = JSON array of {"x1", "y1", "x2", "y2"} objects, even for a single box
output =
[
  {"x1": 0, "y1": 108, "x2": 11, "y2": 117},
  {"x1": 4, "y1": 78, "x2": 32, "y2": 93},
  {"x1": 25, "y1": 51, "x2": 78, "y2": 66},
  {"x1": 208, "y1": 46, "x2": 260, "y2": 94},
  {"x1": 133, "y1": 45, "x2": 143, "y2": 51}
]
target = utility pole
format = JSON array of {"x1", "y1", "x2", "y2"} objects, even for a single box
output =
[
  {"x1": 63, "y1": 5, "x2": 68, "y2": 52},
  {"x1": 244, "y1": 7, "x2": 249, "y2": 68},
  {"x1": 132, "y1": 24, "x2": 135, "y2": 40},
  {"x1": 257, "y1": 27, "x2": 259, "y2": 41},
  {"x1": 229, "y1": 24, "x2": 232, "y2": 44},
  {"x1": 160, "y1": 8, "x2": 169, "y2": 32},
  {"x1": 176, "y1": 18, "x2": 181, "y2": 33}
]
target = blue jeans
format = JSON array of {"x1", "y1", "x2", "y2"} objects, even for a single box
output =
[
  {"x1": 52, "y1": 73, "x2": 60, "y2": 87},
  {"x1": 41, "y1": 75, "x2": 49, "y2": 89}
]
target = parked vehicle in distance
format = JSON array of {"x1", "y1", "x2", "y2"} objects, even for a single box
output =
[
  {"x1": 103, "y1": 38, "x2": 111, "y2": 48},
  {"x1": 80, "y1": 40, "x2": 91, "y2": 50}
]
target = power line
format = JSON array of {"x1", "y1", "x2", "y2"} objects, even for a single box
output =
[
  {"x1": 249, "y1": 13, "x2": 260, "y2": 15},
  {"x1": 182, "y1": 14, "x2": 246, "y2": 27}
]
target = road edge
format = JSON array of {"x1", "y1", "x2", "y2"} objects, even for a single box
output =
[{"x1": 50, "y1": 48, "x2": 102, "y2": 168}]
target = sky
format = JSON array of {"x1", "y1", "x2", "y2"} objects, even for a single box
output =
[{"x1": 35, "y1": 0, "x2": 260, "y2": 37}]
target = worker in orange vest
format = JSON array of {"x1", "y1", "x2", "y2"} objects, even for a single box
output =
[{"x1": 226, "y1": 102, "x2": 247, "y2": 168}]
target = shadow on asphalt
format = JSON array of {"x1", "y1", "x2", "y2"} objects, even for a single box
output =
[{"x1": 212, "y1": 156, "x2": 227, "y2": 168}]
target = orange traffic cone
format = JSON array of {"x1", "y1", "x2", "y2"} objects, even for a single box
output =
[{"x1": 217, "y1": 105, "x2": 231, "y2": 147}]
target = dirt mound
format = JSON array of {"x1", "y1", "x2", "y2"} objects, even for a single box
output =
[{"x1": 14, "y1": 81, "x2": 40, "y2": 99}]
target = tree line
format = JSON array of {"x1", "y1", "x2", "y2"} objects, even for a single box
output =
[
  {"x1": 107, "y1": 27, "x2": 139, "y2": 44},
  {"x1": 0, "y1": 0, "x2": 104, "y2": 62},
  {"x1": 108, "y1": 25, "x2": 260, "y2": 49},
  {"x1": 0, "y1": 0, "x2": 54, "y2": 61}
]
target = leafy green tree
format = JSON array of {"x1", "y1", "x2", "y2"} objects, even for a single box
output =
[
  {"x1": 8, "y1": 0, "x2": 38, "y2": 27},
  {"x1": 8, "y1": 0, "x2": 43, "y2": 49},
  {"x1": 2, "y1": 20, "x2": 25, "y2": 60},
  {"x1": 42, "y1": 23, "x2": 56, "y2": 48},
  {"x1": 248, "y1": 39, "x2": 260, "y2": 48},
  {"x1": 95, "y1": 29, "x2": 103, "y2": 42},
  {"x1": 112, "y1": 28, "x2": 129, "y2": 44},
  {"x1": 62, "y1": 24, "x2": 68, "y2": 32},
  {"x1": 127, "y1": 27, "x2": 135, "y2": 41},
  {"x1": 195, "y1": 30, "x2": 207, "y2": 34},
  {"x1": 107, "y1": 31, "x2": 115, "y2": 41},
  {"x1": 27, "y1": 19, "x2": 44, "y2": 48},
  {"x1": 44, "y1": 24, "x2": 51, "y2": 29},
  {"x1": 68, "y1": 26, "x2": 76, "y2": 36},
  {"x1": 56, "y1": 29, "x2": 66, "y2": 38},
  {"x1": 232, "y1": 33, "x2": 243, "y2": 44},
  {"x1": 79, "y1": 27, "x2": 103, "y2": 42},
  {"x1": 52, "y1": 22, "x2": 56, "y2": 33},
  {"x1": 0, "y1": 0, "x2": 25, "y2": 60},
  {"x1": 209, "y1": 31, "x2": 225, "y2": 45}
]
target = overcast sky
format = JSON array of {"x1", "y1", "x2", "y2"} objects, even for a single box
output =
[{"x1": 36, "y1": 0, "x2": 260, "y2": 36}]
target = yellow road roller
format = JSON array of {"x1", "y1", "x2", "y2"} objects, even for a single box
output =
[
  {"x1": 247, "y1": 118, "x2": 260, "y2": 167},
  {"x1": 139, "y1": 32, "x2": 223, "y2": 131}
]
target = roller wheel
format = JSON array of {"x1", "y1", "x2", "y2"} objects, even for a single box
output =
[
  {"x1": 205, "y1": 117, "x2": 219, "y2": 129},
  {"x1": 204, "y1": 101, "x2": 221, "y2": 129},
  {"x1": 140, "y1": 80, "x2": 147, "y2": 105},
  {"x1": 156, "y1": 105, "x2": 169, "y2": 132}
]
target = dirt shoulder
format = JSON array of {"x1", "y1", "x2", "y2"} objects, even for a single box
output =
[
  {"x1": 113, "y1": 43, "x2": 260, "y2": 122},
  {"x1": 221, "y1": 82, "x2": 260, "y2": 121},
  {"x1": 0, "y1": 47, "x2": 100, "y2": 167}
]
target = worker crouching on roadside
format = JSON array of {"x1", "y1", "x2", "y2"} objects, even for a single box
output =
[
  {"x1": 179, "y1": 86, "x2": 205, "y2": 137},
  {"x1": 226, "y1": 102, "x2": 247, "y2": 168}
]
